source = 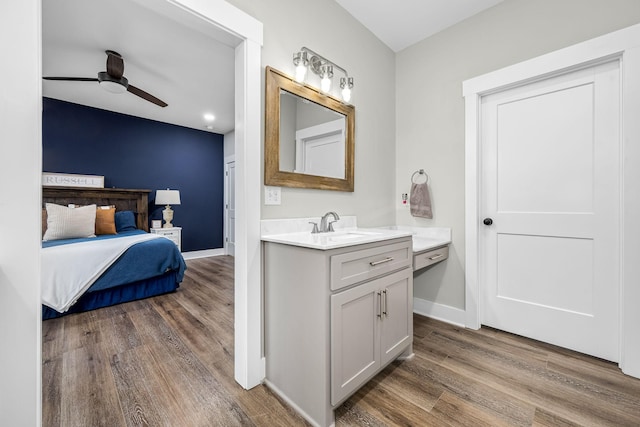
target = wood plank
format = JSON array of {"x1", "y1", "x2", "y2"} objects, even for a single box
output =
[
  {"x1": 41, "y1": 356, "x2": 62, "y2": 427},
  {"x1": 97, "y1": 312, "x2": 143, "y2": 356},
  {"x1": 61, "y1": 311, "x2": 102, "y2": 354},
  {"x1": 42, "y1": 316, "x2": 65, "y2": 361},
  {"x1": 127, "y1": 305, "x2": 254, "y2": 426},
  {"x1": 373, "y1": 361, "x2": 443, "y2": 412},
  {"x1": 348, "y1": 376, "x2": 442, "y2": 426},
  {"x1": 110, "y1": 346, "x2": 190, "y2": 427},
  {"x1": 60, "y1": 343, "x2": 126, "y2": 427},
  {"x1": 430, "y1": 390, "x2": 527, "y2": 427},
  {"x1": 396, "y1": 355, "x2": 536, "y2": 425},
  {"x1": 532, "y1": 407, "x2": 584, "y2": 427},
  {"x1": 439, "y1": 334, "x2": 640, "y2": 426}
]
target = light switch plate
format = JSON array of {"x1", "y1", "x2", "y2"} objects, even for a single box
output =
[{"x1": 265, "y1": 186, "x2": 281, "y2": 205}]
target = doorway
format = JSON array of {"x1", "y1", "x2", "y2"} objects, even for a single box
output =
[
  {"x1": 464, "y1": 23, "x2": 640, "y2": 378},
  {"x1": 479, "y1": 60, "x2": 620, "y2": 361},
  {"x1": 38, "y1": 0, "x2": 262, "y2": 402}
]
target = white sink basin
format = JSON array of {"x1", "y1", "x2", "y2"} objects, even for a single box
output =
[
  {"x1": 327, "y1": 231, "x2": 383, "y2": 242},
  {"x1": 261, "y1": 228, "x2": 411, "y2": 250}
]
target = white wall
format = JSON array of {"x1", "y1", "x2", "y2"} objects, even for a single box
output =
[
  {"x1": 396, "y1": 0, "x2": 640, "y2": 311},
  {"x1": 224, "y1": 130, "x2": 235, "y2": 157},
  {"x1": 227, "y1": 0, "x2": 397, "y2": 227},
  {"x1": 0, "y1": 0, "x2": 42, "y2": 425}
]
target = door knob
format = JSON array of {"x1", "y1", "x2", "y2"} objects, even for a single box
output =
[{"x1": 483, "y1": 218, "x2": 493, "y2": 226}]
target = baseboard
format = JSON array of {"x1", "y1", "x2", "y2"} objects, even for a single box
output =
[
  {"x1": 263, "y1": 380, "x2": 330, "y2": 427},
  {"x1": 181, "y1": 248, "x2": 226, "y2": 260},
  {"x1": 413, "y1": 297, "x2": 466, "y2": 327}
]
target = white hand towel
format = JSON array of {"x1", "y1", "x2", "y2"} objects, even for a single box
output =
[{"x1": 410, "y1": 182, "x2": 433, "y2": 219}]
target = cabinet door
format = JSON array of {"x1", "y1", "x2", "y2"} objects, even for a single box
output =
[
  {"x1": 331, "y1": 279, "x2": 380, "y2": 405},
  {"x1": 380, "y1": 269, "x2": 413, "y2": 365}
]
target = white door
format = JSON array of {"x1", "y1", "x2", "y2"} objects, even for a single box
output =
[
  {"x1": 480, "y1": 60, "x2": 620, "y2": 361},
  {"x1": 224, "y1": 160, "x2": 235, "y2": 256},
  {"x1": 295, "y1": 118, "x2": 345, "y2": 178}
]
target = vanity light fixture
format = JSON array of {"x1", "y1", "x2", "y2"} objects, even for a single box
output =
[{"x1": 292, "y1": 47, "x2": 354, "y2": 102}]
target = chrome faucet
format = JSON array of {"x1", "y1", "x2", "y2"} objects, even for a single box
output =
[{"x1": 319, "y1": 211, "x2": 340, "y2": 233}]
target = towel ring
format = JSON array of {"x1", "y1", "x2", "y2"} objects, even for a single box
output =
[{"x1": 411, "y1": 169, "x2": 429, "y2": 184}]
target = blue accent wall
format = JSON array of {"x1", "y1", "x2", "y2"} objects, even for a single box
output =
[{"x1": 42, "y1": 97, "x2": 224, "y2": 252}]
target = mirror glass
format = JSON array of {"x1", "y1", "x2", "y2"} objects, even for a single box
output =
[
  {"x1": 265, "y1": 67, "x2": 355, "y2": 192},
  {"x1": 279, "y1": 90, "x2": 346, "y2": 179}
]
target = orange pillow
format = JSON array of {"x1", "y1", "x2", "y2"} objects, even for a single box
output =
[{"x1": 95, "y1": 206, "x2": 117, "y2": 235}]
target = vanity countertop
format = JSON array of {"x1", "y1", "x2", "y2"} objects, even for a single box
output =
[
  {"x1": 376, "y1": 226, "x2": 451, "y2": 254},
  {"x1": 261, "y1": 227, "x2": 413, "y2": 251}
]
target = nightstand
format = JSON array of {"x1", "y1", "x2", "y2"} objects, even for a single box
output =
[{"x1": 150, "y1": 227, "x2": 182, "y2": 251}]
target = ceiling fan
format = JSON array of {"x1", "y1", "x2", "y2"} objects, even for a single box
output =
[{"x1": 43, "y1": 50, "x2": 168, "y2": 107}]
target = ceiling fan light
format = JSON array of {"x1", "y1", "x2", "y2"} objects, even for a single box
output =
[
  {"x1": 97, "y1": 71, "x2": 128, "y2": 94},
  {"x1": 99, "y1": 80, "x2": 127, "y2": 94}
]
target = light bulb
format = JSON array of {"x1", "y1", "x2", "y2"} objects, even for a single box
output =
[
  {"x1": 321, "y1": 75, "x2": 331, "y2": 93},
  {"x1": 341, "y1": 86, "x2": 351, "y2": 102},
  {"x1": 295, "y1": 64, "x2": 307, "y2": 83}
]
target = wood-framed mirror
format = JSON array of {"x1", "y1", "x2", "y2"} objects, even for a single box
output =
[{"x1": 265, "y1": 66, "x2": 355, "y2": 191}]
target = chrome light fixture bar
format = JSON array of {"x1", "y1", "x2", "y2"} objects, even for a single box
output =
[{"x1": 293, "y1": 47, "x2": 354, "y2": 102}]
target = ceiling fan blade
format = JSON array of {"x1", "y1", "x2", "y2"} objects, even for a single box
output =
[
  {"x1": 43, "y1": 77, "x2": 99, "y2": 82},
  {"x1": 105, "y1": 50, "x2": 124, "y2": 79},
  {"x1": 127, "y1": 84, "x2": 168, "y2": 107}
]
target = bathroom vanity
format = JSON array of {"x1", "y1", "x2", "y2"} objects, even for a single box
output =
[{"x1": 262, "y1": 224, "x2": 414, "y2": 427}]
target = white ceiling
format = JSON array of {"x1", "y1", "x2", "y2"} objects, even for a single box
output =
[
  {"x1": 42, "y1": 0, "x2": 237, "y2": 134},
  {"x1": 42, "y1": 0, "x2": 503, "y2": 134},
  {"x1": 335, "y1": 0, "x2": 504, "y2": 52}
]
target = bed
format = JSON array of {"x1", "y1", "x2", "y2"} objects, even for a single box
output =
[{"x1": 41, "y1": 186, "x2": 186, "y2": 320}]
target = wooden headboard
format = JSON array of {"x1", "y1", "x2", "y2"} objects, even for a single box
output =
[{"x1": 42, "y1": 186, "x2": 151, "y2": 232}]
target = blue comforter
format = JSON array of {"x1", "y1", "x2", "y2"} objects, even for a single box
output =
[{"x1": 42, "y1": 230, "x2": 186, "y2": 293}]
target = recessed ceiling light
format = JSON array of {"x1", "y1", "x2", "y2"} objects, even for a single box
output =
[
  {"x1": 205, "y1": 125, "x2": 214, "y2": 130},
  {"x1": 203, "y1": 113, "x2": 215, "y2": 121}
]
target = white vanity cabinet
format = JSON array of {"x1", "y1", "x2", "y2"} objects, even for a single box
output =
[
  {"x1": 263, "y1": 236, "x2": 413, "y2": 427},
  {"x1": 331, "y1": 268, "x2": 412, "y2": 405}
]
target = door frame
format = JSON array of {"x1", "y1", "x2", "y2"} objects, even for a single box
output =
[
  {"x1": 124, "y1": 0, "x2": 265, "y2": 391},
  {"x1": 224, "y1": 155, "x2": 235, "y2": 256},
  {"x1": 463, "y1": 23, "x2": 640, "y2": 378}
]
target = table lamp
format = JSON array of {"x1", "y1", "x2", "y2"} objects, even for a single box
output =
[{"x1": 155, "y1": 188, "x2": 181, "y2": 228}]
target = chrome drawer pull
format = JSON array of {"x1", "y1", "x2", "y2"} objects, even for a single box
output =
[
  {"x1": 377, "y1": 291, "x2": 382, "y2": 318},
  {"x1": 428, "y1": 254, "x2": 444, "y2": 260},
  {"x1": 370, "y1": 257, "x2": 394, "y2": 266},
  {"x1": 382, "y1": 289, "x2": 388, "y2": 316}
]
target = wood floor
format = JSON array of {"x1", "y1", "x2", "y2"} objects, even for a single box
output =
[{"x1": 42, "y1": 256, "x2": 640, "y2": 426}]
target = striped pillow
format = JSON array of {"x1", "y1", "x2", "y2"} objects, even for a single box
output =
[{"x1": 42, "y1": 203, "x2": 97, "y2": 241}]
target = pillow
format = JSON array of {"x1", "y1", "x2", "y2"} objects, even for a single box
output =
[
  {"x1": 115, "y1": 210, "x2": 137, "y2": 232},
  {"x1": 95, "y1": 206, "x2": 117, "y2": 235},
  {"x1": 42, "y1": 203, "x2": 97, "y2": 241},
  {"x1": 42, "y1": 208, "x2": 47, "y2": 237}
]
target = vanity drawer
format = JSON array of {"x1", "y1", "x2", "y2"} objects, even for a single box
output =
[
  {"x1": 413, "y1": 246, "x2": 449, "y2": 271},
  {"x1": 330, "y1": 240, "x2": 412, "y2": 291}
]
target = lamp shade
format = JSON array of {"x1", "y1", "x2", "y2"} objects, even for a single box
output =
[{"x1": 155, "y1": 189, "x2": 181, "y2": 205}]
